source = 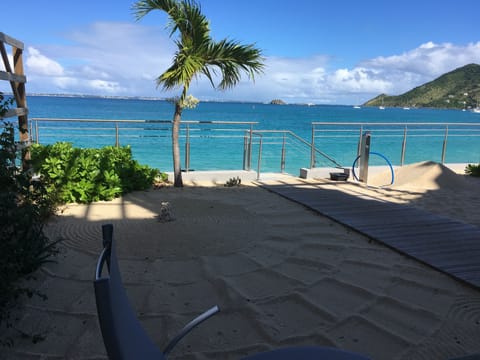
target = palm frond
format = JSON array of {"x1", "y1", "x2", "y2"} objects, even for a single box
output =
[
  {"x1": 134, "y1": 0, "x2": 265, "y2": 99},
  {"x1": 132, "y1": 0, "x2": 178, "y2": 21},
  {"x1": 177, "y1": 0, "x2": 209, "y2": 35},
  {"x1": 203, "y1": 39, "x2": 265, "y2": 89},
  {"x1": 157, "y1": 49, "x2": 205, "y2": 92}
]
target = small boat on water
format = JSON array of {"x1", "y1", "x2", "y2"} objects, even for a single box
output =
[
  {"x1": 379, "y1": 96, "x2": 385, "y2": 110},
  {"x1": 473, "y1": 98, "x2": 480, "y2": 113}
]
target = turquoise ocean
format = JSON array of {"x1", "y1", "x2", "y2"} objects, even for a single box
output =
[{"x1": 25, "y1": 96, "x2": 480, "y2": 175}]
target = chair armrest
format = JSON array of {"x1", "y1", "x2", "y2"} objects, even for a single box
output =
[
  {"x1": 95, "y1": 247, "x2": 109, "y2": 280},
  {"x1": 163, "y1": 305, "x2": 220, "y2": 355}
]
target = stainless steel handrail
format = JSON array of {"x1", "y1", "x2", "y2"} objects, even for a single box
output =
[
  {"x1": 251, "y1": 129, "x2": 342, "y2": 171},
  {"x1": 31, "y1": 117, "x2": 263, "y2": 173},
  {"x1": 311, "y1": 122, "x2": 480, "y2": 167},
  {"x1": 26, "y1": 118, "x2": 480, "y2": 177}
]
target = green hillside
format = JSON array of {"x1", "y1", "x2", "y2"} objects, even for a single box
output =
[{"x1": 364, "y1": 63, "x2": 480, "y2": 109}]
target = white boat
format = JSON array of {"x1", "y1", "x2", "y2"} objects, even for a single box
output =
[
  {"x1": 353, "y1": 97, "x2": 361, "y2": 109},
  {"x1": 472, "y1": 98, "x2": 480, "y2": 113},
  {"x1": 379, "y1": 96, "x2": 385, "y2": 110}
]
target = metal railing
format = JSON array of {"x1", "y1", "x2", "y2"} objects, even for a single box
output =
[
  {"x1": 248, "y1": 129, "x2": 342, "y2": 174},
  {"x1": 311, "y1": 122, "x2": 480, "y2": 167},
  {"x1": 30, "y1": 118, "x2": 341, "y2": 177},
  {"x1": 28, "y1": 118, "x2": 480, "y2": 177},
  {"x1": 31, "y1": 118, "x2": 260, "y2": 172}
]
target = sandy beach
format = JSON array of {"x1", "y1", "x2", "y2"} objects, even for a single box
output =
[{"x1": 1, "y1": 161, "x2": 480, "y2": 360}]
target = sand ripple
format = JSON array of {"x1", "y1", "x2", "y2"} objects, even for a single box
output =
[{"x1": 3, "y1": 184, "x2": 480, "y2": 359}]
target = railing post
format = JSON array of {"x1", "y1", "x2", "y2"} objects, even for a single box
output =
[
  {"x1": 247, "y1": 124, "x2": 253, "y2": 170},
  {"x1": 401, "y1": 125, "x2": 407, "y2": 166},
  {"x1": 257, "y1": 135, "x2": 263, "y2": 180},
  {"x1": 357, "y1": 125, "x2": 363, "y2": 157},
  {"x1": 243, "y1": 132, "x2": 248, "y2": 170},
  {"x1": 185, "y1": 124, "x2": 190, "y2": 172},
  {"x1": 441, "y1": 125, "x2": 448, "y2": 164},
  {"x1": 115, "y1": 123, "x2": 119, "y2": 147},
  {"x1": 310, "y1": 124, "x2": 315, "y2": 168},
  {"x1": 35, "y1": 120, "x2": 39, "y2": 144},
  {"x1": 281, "y1": 132, "x2": 286, "y2": 173},
  {"x1": 359, "y1": 131, "x2": 371, "y2": 183}
]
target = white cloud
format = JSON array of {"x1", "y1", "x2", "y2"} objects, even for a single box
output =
[
  {"x1": 24, "y1": 22, "x2": 175, "y2": 96},
  {"x1": 79, "y1": 65, "x2": 111, "y2": 80},
  {"x1": 21, "y1": 24, "x2": 480, "y2": 104},
  {"x1": 328, "y1": 68, "x2": 391, "y2": 93},
  {"x1": 0, "y1": 54, "x2": 14, "y2": 93},
  {"x1": 0, "y1": 53, "x2": 13, "y2": 73},
  {"x1": 26, "y1": 47, "x2": 64, "y2": 76},
  {"x1": 363, "y1": 41, "x2": 480, "y2": 77},
  {"x1": 88, "y1": 79, "x2": 124, "y2": 93},
  {"x1": 214, "y1": 57, "x2": 386, "y2": 104},
  {"x1": 359, "y1": 41, "x2": 480, "y2": 93},
  {"x1": 189, "y1": 42, "x2": 480, "y2": 104},
  {"x1": 50, "y1": 76, "x2": 124, "y2": 93},
  {"x1": 260, "y1": 56, "x2": 330, "y2": 101}
]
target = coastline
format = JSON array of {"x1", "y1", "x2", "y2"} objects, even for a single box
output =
[
  {"x1": 14, "y1": 93, "x2": 480, "y2": 110},
  {"x1": 26, "y1": 96, "x2": 480, "y2": 175}
]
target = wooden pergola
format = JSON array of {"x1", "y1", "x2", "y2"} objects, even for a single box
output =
[{"x1": 0, "y1": 32, "x2": 29, "y2": 163}]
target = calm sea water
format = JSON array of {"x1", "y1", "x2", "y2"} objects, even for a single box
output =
[{"x1": 25, "y1": 96, "x2": 480, "y2": 175}]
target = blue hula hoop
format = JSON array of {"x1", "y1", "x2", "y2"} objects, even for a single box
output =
[{"x1": 351, "y1": 151, "x2": 394, "y2": 185}]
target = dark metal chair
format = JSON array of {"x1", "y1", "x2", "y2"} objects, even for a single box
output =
[
  {"x1": 94, "y1": 224, "x2": 371, "y2": 359},
  {"x1": 94, "y1": 224, "x2": 219, "y2": 359}
]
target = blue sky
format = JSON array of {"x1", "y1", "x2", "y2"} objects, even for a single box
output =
[{"x1": 1, "y1": 0, "x2": 479, "y2": 104}]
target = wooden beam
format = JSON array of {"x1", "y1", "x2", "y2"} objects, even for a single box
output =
[
  {"x1": 0, "y1": 70, "x2": 26, "y2": 83},
  {"x1": 0, "y1": 32, "x2": 24, "y2": 50},
  {"x1": 12, "y1": 46, "x2": 29, "y2": 145},
  {"x1": 0, "y1": 107, "x2": 29, "y2": 120},
  {"x1": 1, "y1": 32, "x2": 30, "y2": 167},
  {"x1": 0, "y1": 43, "x2": 22, "y2": 104}
]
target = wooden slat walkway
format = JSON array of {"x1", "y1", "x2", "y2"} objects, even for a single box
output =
[{"x1": 258, "y1": 180, "x2": 480, "y2": 288}]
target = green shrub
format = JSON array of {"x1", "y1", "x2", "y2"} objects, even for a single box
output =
[
  {"x1": 1, "y1": 93, "x2": 58, "y2": 345},
  {"x1": 465, "y1": 163, "x2": 480, "y2": 177},
  {"x1": 31, "y1": 142, "x2": 163, "y2": 203}
]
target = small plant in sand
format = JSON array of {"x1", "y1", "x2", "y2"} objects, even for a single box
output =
[
  {"x1": 224, "y1": 176, "x2": 242, "y2": 187},
  {"x1": 153, "y1": 172, "x2": 170, "y2": 189},
  {"x1": 465, "y1": 163, "x2": 480, "y2": 177},
  {"x1": 156, "y1": 201, "x2": 175, "y2": 222}
]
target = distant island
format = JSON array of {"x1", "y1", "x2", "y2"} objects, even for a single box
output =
[
  {"x1": 364, "y1": 63, "x2": 480, "y2": 110},
  {"x1": 270, "y1": 99, "x2": 286, "y2": 105}
]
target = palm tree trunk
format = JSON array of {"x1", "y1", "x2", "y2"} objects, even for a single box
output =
[{"x1": 172, "y1": 102, "x2": 183, "y2": 187}]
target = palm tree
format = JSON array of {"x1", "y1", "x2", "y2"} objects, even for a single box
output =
[{"x1": 133, "y1": 0, "x2": 264, "y2": 187}]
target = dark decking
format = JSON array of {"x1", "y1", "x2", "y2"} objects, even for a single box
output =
[{"x1": 258, "y1": 179, "x2": 480, "y2": 289}]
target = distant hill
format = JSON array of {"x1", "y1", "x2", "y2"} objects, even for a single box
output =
[{"x1": 364, "y1": 63, "x2": 480, "y2": 109}]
